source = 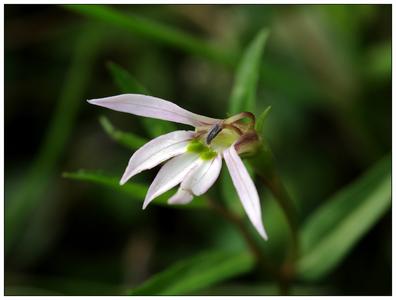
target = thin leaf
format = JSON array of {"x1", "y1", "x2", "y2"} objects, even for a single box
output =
[
  {"x1": 107, "y1": 61, "x2": 177, "y2": 137},
  {"x1": 128, "y1": 249, "x2": 254, "y2": 295},
  {"x1": 99, "y1": 116, "x2": 147, "y2": 150},
  {"x1": 64, "y1": 5, "x2": 236, "y2": 66},
  {"x1": 297, "y1": 155, "x2": 391, "y2": 281},
  {"x1": 62, "y1": 170, "x2": 207, "y2": 209},
  {"x1": 199, "y1": 283, "x2": 332, "y2": 296},
  {"x1": 107, "y1": 61, "x2": 149, "y2": 94},
  {"x1": 229, "y1": 29, "x2": 269, "y2": 114},
  {"x1": 255, "y1": 106, "x2": 272, "y2": 136}
]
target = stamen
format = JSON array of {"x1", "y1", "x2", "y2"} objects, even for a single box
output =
[{"x1": 206, "y1": 123, "x2": 223, "y2": 144}]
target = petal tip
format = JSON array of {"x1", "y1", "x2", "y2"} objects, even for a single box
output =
[
  {"x1": 142, "y1": 195, "x2": 153, "y2": 210},
  {"x1": 257, "y1": 225, "x2": 268, "y2": 240},
  {"x1": 119, "y1": 176, "x2": 128, "y2": 185},
  {"x1": 142, "y1": 202, "x2": 148, "y2": 210},
  {"x1": 120, "y1": 170, "x2": 138, "y2": 186}
]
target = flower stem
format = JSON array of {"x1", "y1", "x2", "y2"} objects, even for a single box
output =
[
  {"x1": 206, "y1": 196, "x2": 279, "y2": 280},
  {"x1": 248, "y1": 140, "x2": 300, "y2": 293}
]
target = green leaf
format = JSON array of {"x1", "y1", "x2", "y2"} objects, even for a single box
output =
[
  {"x1": 363, "y1": 41, "x2": 391, "y2": 80},
  {"x1": 297, "y1": 155, "x2": 391, "y2": 281},
  {"x1": 128, "y1": 249, "x2": 255, "y2": 295},
  {"x1": 255, "y1": 106, "x2": 272, "y2": 136},
  {"x1": 107, "y1": 61, "x2": 148, "y2": 94},
  {"x1": 107, "y1": 62, "x2": 177, "y2": 138},
  {"x1": 62, "y1": 170, "x2": 207, "y2": 209},
  {"x1": 229, "y1": 29, "x2": 269, "y2": 114},
  {"x1": 99, "y1": 116, "x2": 147, "y2": 150},
  {"x1": 64, "y1": 5, "x2": 236, "y2": 66}
]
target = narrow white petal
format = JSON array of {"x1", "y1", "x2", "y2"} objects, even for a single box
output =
[
  {"x1": 223, "y1": 145, "x2": 268, "y2": 240},
  {"x1": 181, "y1": 154, "x2": 222, "y2": 196},
  {"x1": 88, "y1": 94, "x2": 219, "y2": 127},
  {"x1": 143, "y1": 153, "x2": 201, "y2": 209},
  {"x1": 120, "y1": 130, "x2": 194, "y2": 185},
  {"x1": 168, "y1": 189, "x2": 194, "y2": 205}
]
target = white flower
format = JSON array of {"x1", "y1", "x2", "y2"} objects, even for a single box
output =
[{"x1": 88, "y1": 94, "x2": 268, "y2": 240}]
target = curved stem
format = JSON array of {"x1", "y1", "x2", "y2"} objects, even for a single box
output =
[
  {"x1": 206, "y1": 196, "x2": 279, "y2": 280},
  {"x1": 265, "y1": 175, "x2": 299, "y2": 263},
  {"x1": 263, "y1": 175, "x2": 298, "y2": 295},
  {"x1": 248, "y1": 141, "x2": 300, "y2": 294}
]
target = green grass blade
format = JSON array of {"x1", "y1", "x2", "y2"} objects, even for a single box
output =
[
  {"x1": 5, "y1": 26, "x2": 102, "y2": 253},
  {"x1": 107, "y1": 61, "x2": 149, "y2": 94},
  {"x1": 297, "y1": 154, "x2": 391, "y2": 281},
  {"x1": 62, "y1": 170, "x2": 207, "y2": 209},
  {"x1": 107, "y1": 61, "x2": 177, "y2": 137},
  {"x1": 128, "y1": 249, "x2": 254, "y2": 295},
  {"x1": 64, "y1": 5, "x2": 236, "y2": 66},
  {"x1": 99, "y1": 116, "x2": 147, "y2": 150},
  {"x1": 229, "y1": 29, "x2": 269, "y2": 114},
  {"x1": 255, "y1": 106, "x2": 272, "y2": 136}
]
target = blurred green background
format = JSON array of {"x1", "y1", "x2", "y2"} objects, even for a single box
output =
[{"x1": 5, "y1": 4, "x2": 391, "y2": 296}]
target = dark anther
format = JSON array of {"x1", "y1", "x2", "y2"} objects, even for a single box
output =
[{"x1": 206, "y1": 123, "x2": 222, "y2": 144}]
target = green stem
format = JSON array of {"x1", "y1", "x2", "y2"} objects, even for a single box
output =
[
  {"x1": 248, "y1": 140, "x2": 299, "y2": 293},
  {"x1": 265, "y1": 174, "x2": 299, "y2": 263},
  {"x1": 206, "y1": 196, "x2": 279, "y2": 281}
]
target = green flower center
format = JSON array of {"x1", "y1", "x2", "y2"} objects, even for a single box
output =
[
  {"x1": 187, "y1": 128, "x2": 240, "y2": 160},
  {"x1": 187, "y1": 140, "x2": 217, "y2": 160},
  {"x1": 210, "y1": 128, "x2": 239, "y2": 149}
]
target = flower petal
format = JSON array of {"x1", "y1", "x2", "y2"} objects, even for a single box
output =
[
  {"x1": 88, "y1": 94, "x2": 219, "y2": 127},
  {"x1": 120, "y1": 130, "x2": 194, "y2": 185},
  {"x1": 143, "y1": 153, "x2": 201, "y2": 209},
  {"x1": 181, "y1": 154, "x2": 222, "y2": 196},
  {"x1": 168, "y1": 155, "x2": 222, "y2": 206},
  {"x1": 223, "y1": 145, "x2": 268, "y2": 240},
  {"x1": 168, "y1": 189, "x2": 194, "y2": 205}
]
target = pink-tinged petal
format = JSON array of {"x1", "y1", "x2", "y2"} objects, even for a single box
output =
[
  {"x1": 168, "y1": 189, "x2": 193, "y2": 205},
  {"x1": 143, "y1": 153, "x2": 201, "y2": 209},
  {"x1": 223, "y1": 145, "x2": 268, "y2": 240},
  {"x1": 120, "y1": 130, "x2": 194, "y2": 185},
  {"x1": 181, "y1": 154, "x2": 222, "y2": 196},
  {"x1": 88, "y1": 94, "x2": 219, "y2": 127}
]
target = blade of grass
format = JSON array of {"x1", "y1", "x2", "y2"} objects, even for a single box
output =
[
  {"x1": 64, "y1": 5, "x2": 236, "y2": 67},
  {"x1": 107, "y1": 61, "x2": 177, "y2": 137},
  {"x1": 229, "y1": 29, "x2": 269, "y2": 114},
  {"x1": 107, "y1": 61, "x2": 149, "y2": 95},
  {"x1": 297, "y1": 154, "x2": 391, "y2": 281},
  {"x1": 128, "y1": 249, "x2": 254, "y2": 295},
  {"x1": 99, "y1": 115, "x2": 147, "y2": 150},
  {"x1": 5, "y1": 26, "x2": 102, "y2": 253},
  {"x1": 62, "y1": 170, "x2": 207, "y2": 209},
  {"x1": 255, "y1": 106, "x2": 272, "y2": 136}
]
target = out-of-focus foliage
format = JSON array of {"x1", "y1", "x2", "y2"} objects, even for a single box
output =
[
  {"x1": 99, "y1": 116, "x2": 147, "y2": 150},
  {"x1": 129, "y1": 249, "x2": 254, "y2": 295},
  {"x1": 229, "y1": 29, "x2": 269, "y2": 114},
  {"x1": 107, "y1": 61, "x2": 177, "y2": 137},
  {"x1": 5, "y1": 4, "x2": 391, "y2": 296},
  {"x1": 298, "y1": 155, "x2": 391, "y2": 280},
  {"x1": 63, "y1": 170, "x2": 207, "y2": 209}
]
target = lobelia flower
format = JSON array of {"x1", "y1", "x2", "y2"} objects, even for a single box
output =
[{"x1": 88, "y1": 94, "x2": 268, "y2": 240}]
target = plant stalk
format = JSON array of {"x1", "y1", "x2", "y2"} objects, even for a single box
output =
[
  {"x1": 206, "y1": 197, "x2": 279, "y2": 280},
  {"x1": 248, "y1": 140, "x2": 300, "y2": 294}
]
